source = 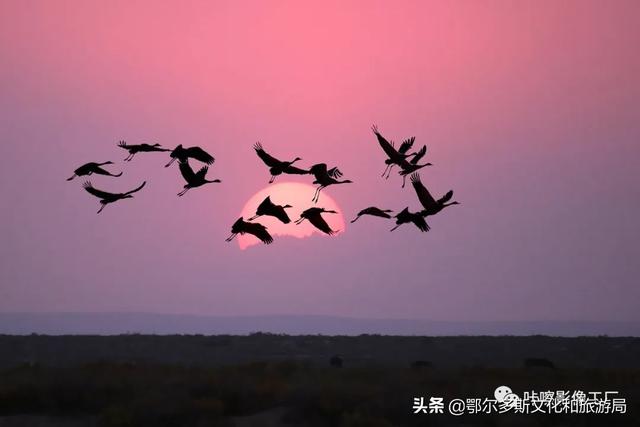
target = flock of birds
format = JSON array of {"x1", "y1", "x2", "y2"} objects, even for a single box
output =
[{"x1": 66, "y1": 126, "x2": 458, "y2": 244}]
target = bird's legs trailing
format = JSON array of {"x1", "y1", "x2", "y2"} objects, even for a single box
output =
[
  {"x1": 177, "y1": 187, "x2": 190, "y2": 197},
  {"x1": 294, "y1": 217, "x2": 306, "y2": 225},
  {"x1": 385, "y1": 164, "x2": 395, "y2": 179},
  {"x1": 390, "y1": 224, "x2": 401, "y2": 232},
  {"x1": 165, "y1": 158, "x2": 177, "y2": 168},
  {"x1": 97, "y1": 202, "x2": 108, "y2": 214},
  {"x1": 269, "y1": 175, "x2": 276, "y2": 183},
  {"x1": 225, "y1": 233, "x2": 237, "y2": 242},
  {"x1": 124, "y1": 153, "x2": 135, "y2": 161},
  {"x1": 312, "y1": 185, "x2": 325, "y2": 203},
  {"x1": 401, "y1": 175, "x2": 408, "y2": 188},
  {"x1": 247, "y1": 215, "x2": 260, "y2": 221},
  {"x1": 381, "y1": 164, "x2": 391, "y2": 177}
]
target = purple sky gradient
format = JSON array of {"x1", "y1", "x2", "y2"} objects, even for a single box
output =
[{"x1": 1, "y1": 0, "x2": 639, "y2": 322}]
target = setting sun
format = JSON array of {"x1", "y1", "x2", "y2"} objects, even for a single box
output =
[{"x1": 237, "y1": 182, "x2": 345, "y2": 249}]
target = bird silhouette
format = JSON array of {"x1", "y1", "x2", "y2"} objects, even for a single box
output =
[
  {"x1": 82, "y1": 181, "x2": 146, "y2": 214},
  {"x1": 308, "y1": 164, "x2": 352, "y2": 203},
  {"x1": 390, "y1": 207, "x2": 430, "y2": 232},
  {"x1": 350, "y1": 207, "x2": 393, "y2": 223},
  {"x1": 176, "y1": 160, "x2": 221, "y2": 197},
  {"x1": 253, "y1": 142, "x2": 308, "y2": 183},
  {"x1": 372, "y1": 125, "x2": 419, "y2": 178},
  {"x1": 397, "y1": 149, "x2": 432, "y2": 187},
  {"x1": 67, "y1": 162, "x2": 122, "y2": 181},
  {"x1": 248, "y1": 196, "x2": 293, "y2": 224},
  {"x1": 410, "y1": 172, "x2": 459, "y2": 215},
  {"x1": 225, "y1": 217, "x2": 273, "y2": 245},
  {"x1": 165, "y1": 144, "x2": 215, "y2": 168},
  {"x1": 118, "y1": 140, "x2": 170, "y2": 161},
  {"x1": 295, "y1": 207, "x2": 339, "y2": 235}
]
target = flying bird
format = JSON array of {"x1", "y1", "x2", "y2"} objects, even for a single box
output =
[
  {"x1": 397, "y1": 150, "x2": 432, "y2": 187},
  {"x1": 410, "y1": 172, "x2": 459, "y2": 216},
  {"x1": 165, "y1": 144, "x2": 215, "y2": 168},
  {"x1": 350, "y1": 207, "x2": 393, "y2": 223},
  {"x1": 253, "y1": 142, "x2": 308, "y2": 183},
  {"x1": 118, "y1": 140, "x2": 170, "y2": 161},
  {"x1": 372, "y1": 125, "x2": 417, "y2": 178},
  {"x1": 390, "y1": 207, "x2": 430, "y2": 232},
  {"x1": 82, "y1": 181, "x2": 146, "y2": 214},
  {"x1": 308, "y1": 163, "x2": 352, "y2": 203},
  {"x1": 248, "y1": 196, "x2": 293, "y2": 224},
  {"x1": 226, "y1": 217, "x2": 273, "y2": 245},
  {"x1": 67, "y1": 161, "x2": 122, "y2": 181},
  {"x1": 176, "y1": 160, "x2": 221, "y2": 197},
  {"x1": 295, "y1": 207, "x2": 339, "y2": 235}
]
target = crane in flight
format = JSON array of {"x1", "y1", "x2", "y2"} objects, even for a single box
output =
[
  {"x1": 118, "y1": 141, "x2": 170, "y2": 161},
  {"x1": 254, "y1": 143, "x2": 308, "y2": 183},
  {"x1": 295, "y1": 207, "x2": 339, "y2": 235},
  {"x1": 67, "y1": 161, "x2": 122, "y2": 181},
  {"x1": 410, "y1": 172, "x2": 459, "y2": 216},
  {"x1": 350, "y1": 207, "x2": 393, "y2": 223},
  {"x1": 165, "y1": 144, "x2": 215, "y2": 168},
  {"x1": 176, "y1": 160, "x2": 221, "y2": 197},
  {"x1": 248, "y1": 196, "x2": 293, "y2": 224},
  {"x1": 82, "y1": 181, "x2": 146, "y2": 214},
  {"x1": 308, "y1": 164, "x2": 352, "y2": 203},
  {"x1": 226, "y1": 217, "x2": 274, "y2": 245}
]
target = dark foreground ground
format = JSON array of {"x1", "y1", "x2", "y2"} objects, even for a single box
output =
[{"x1": 0, "y1": 334, "x2": 638, "y2": 426}]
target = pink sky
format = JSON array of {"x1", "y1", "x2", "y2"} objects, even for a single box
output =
[{"x1": 1, "y1": 0, "x2": 639, "y2": 322}]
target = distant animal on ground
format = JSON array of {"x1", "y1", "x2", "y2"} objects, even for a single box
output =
[
  {"x1": 67, "y1": 161, "x2": 122, "y2": 181},
  {"x1": 295, "y1": 207, "x2": 339, "y2": 235},
  {"x1": 165, "y1": 144, "x2": 215, "y2": 167},
  {"x1": 82, "y1": 181, "x2": 146, "y2": 214},
  {"x1": 225, "y1": 217, "x2": 274, "y2": 245},
  {"x1": 410, "y1": 360, "x2": 433, "y2": 369},
  {"x1": 523, "y1": 358, "x2": 556, "y2": 369},
  {"x1": 351, "y1": 207, "x2": 393, "y2": 223},
  {"x1": 118, "y1": 140, "x2": 170, "y2": 161},
  {"x1": 248, "y1": 196, "x2": 293, "y2": 224},
  {"x1": 330, "y1": 355, "x2": 343, "y2": 368},
  {"x1": 254, "y1": 142, "x2": 308, "y2": 183}
]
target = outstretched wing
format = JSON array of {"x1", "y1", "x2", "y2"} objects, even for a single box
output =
[
  {"x1": 411, "y1": 214, "x2": 430, "y2": 232},
  {"x1": 308, "y1": 213, "x2": 336, "y2": 235},
  {"x1": 273, "y1": 207, "x2": 291, "y2": 224},
  {"x1": 372, "y1": 125, "x2": 399, "y2": 159},
  {"x1": 253, "y1": 142, "x2": 281, "y2": 167},
  {"x1": 327, "y1": 167, "x2": 343, "y2": 178},
  {"x1": 398, "y1": 137, "x2": 415, "y2": 155},
  {"x1": 246, "y1": 221, "x2": 274, "y2": 244},
  {"x1": 82, "y1": 181, "x2": 116, "y2": 199},
  {"x1": 179, "y1": 160, "x2": 197, "y2": 182},
  {"x1": 256, "y1": 196, "x2": 272, "y2": 211},
  {"x1": 410, "y1": 173, "x2": 436, "y2": 210},
  {"x1": 195, "y1": 166, "x2": 209, "y2": 180},
  {"x1": 187, "y1": 146, "x2": 215, "y2": 164},
  {"x1": 411, "y1": 145, "x2": 427, "y2": 164},
  {"x1": 282, "y1": 164, "x2": 309, "y2": 175},
  {"x1": 437, "y1": 190, "x2": 454, "y2": 205},
  {"x1": 125, "y1": 181, "x2": 146, "y2": 195}
]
